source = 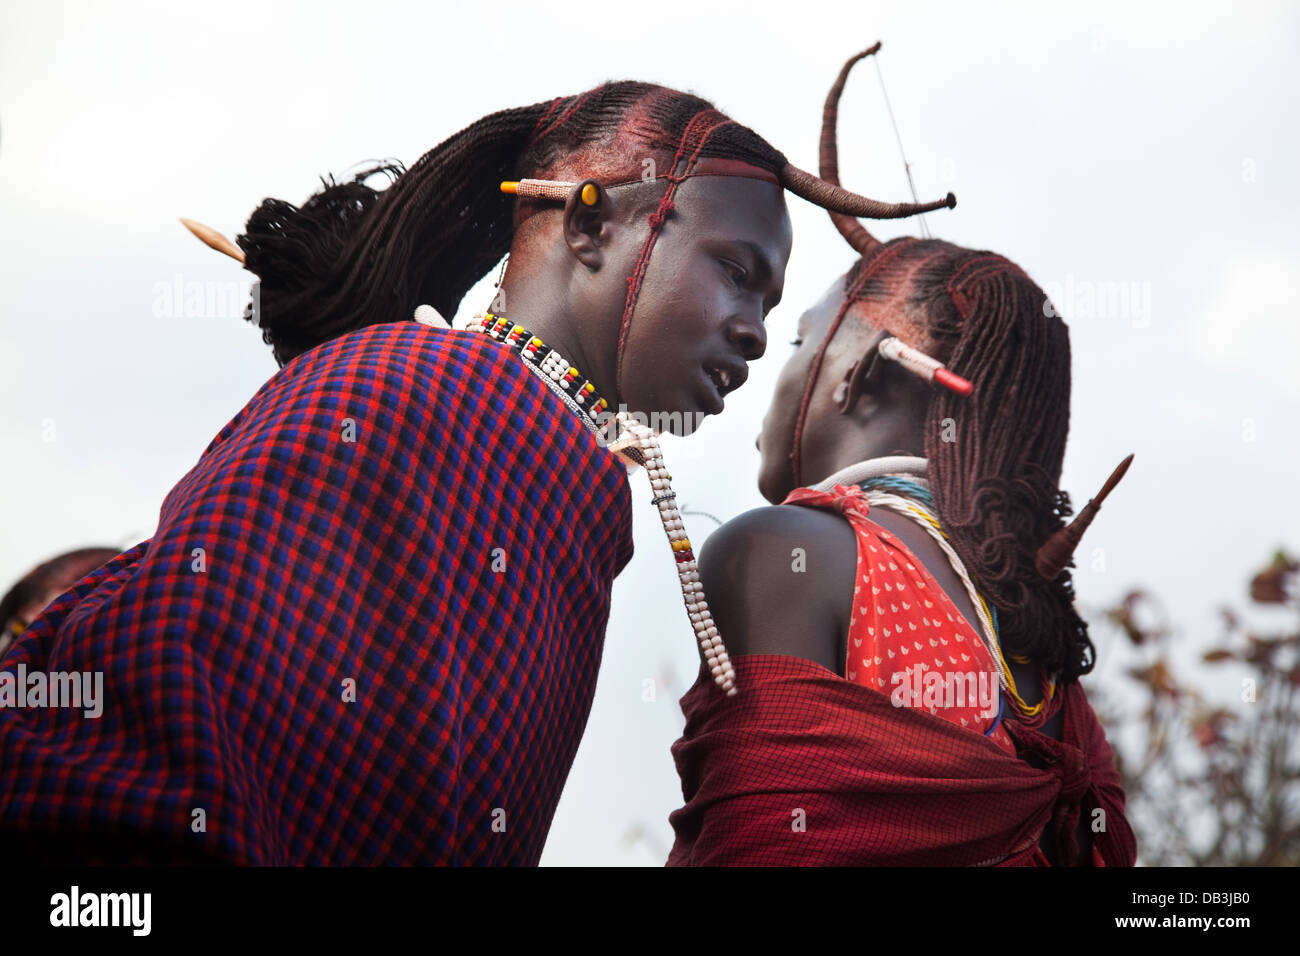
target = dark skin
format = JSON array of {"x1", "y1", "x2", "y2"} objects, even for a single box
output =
[
  {"x1": 496, "y1": 175, "x2": 792, "y2": 434},
  {"x1": 699, "y1": 272, "x2": 1089, "y2": 865}
]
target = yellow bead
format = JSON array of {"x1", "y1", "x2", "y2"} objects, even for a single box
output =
[{"x1": 580, "y1": 183, "x2": 598, "y2": 206}]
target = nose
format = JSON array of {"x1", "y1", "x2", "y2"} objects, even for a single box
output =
[
  {"x1": 755, "y1": 434, "x2": 760, "y2": 451},
  {"x1": 727, "y1": 313, "x2": 767, "y2": 361}
]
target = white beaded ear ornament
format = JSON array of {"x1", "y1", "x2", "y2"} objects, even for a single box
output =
[{"x1": 606, "y1": 414, "x2": 737, "y2": 697}]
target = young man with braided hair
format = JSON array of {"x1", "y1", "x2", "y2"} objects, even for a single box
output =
[
  {"x1": 0, "y1": 78, "x2": 946, "y2": 864},
  {"x1": 668, "y1": 49, "x2": 1136, "y2": 867}
]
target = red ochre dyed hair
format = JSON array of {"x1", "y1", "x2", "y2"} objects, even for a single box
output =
[
  {"x1": 236, "y1": 80, "x2": 951, "y2": 369},
  {"x1": 801, "y1": 47, "x2": 1094, "y2": 683}
]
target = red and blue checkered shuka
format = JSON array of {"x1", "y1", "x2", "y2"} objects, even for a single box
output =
[{"x1": 0, "y1": 320, "x2": 635, "y2": 865}]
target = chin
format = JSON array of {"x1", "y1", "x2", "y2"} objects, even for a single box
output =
[{"x1": 757, "y1": 462, "x2": 790, "y2": 506}]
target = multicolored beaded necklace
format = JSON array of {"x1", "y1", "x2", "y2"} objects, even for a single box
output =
[
  {"x1": 467, "y1": 310, "x2": 612, "y2": 435},
  {"x1": 457, "y1": 307, "x2": 738, "y2": 697}
]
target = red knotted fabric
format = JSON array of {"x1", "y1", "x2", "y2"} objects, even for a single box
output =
[{"x1": 666, "y1": 654, "x2": 1135, "y2": 866}]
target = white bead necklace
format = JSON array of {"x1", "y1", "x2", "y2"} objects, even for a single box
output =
[{"x1": 608, "y1": 414, "x2": 737, "y2": 697}]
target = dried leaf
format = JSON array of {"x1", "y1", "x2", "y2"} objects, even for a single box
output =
[{"x1": 1250, "y1": 552, "x2": 1299, "y2": 604}]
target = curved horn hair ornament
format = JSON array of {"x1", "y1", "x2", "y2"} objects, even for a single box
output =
[
  {"x1": 812, "y1": 43, "x2": 956, "y2": 251},
  {"x1": 821, "y1": 43, "x2": 885, "y2": 254},
  {"x1": 503, "y1": 170, "x2": 951, "y2": 222},
  {"x1": 780, "y1": 163, "x2": 954, "y2": 220},
  {"x1": 1034, "y1": 454, "x2": 1135, "y2": 580}
]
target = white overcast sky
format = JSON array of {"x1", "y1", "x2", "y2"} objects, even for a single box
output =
[{"x1": 2, "y1": 1, "x2": 1297, "y2": 864}]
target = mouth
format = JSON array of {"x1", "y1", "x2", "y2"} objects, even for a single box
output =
[{"x1": 700, "y1": 360, "x2": 746, "y2": 415}]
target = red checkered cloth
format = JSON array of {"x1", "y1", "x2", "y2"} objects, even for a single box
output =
[
  {"x1": 0, "y1": 320, "x2": 634, "y2": 865},
  {"x1": 666, "y1": 655, "x2": 1136, "y2": 866}
]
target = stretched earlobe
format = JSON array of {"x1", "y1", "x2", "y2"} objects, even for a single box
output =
[
  {"x1": 834, "y1": 328, "x2": 892, "y2": 414},
  {"x1": 562, "y1": 178, "x2": 608, "y2": 270}
]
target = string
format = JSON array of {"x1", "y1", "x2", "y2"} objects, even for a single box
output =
[{"x1": 873, "y1": 56, "x2": 931, "y2": 240}]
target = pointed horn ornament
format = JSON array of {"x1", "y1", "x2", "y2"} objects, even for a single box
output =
[
  {"x1": 780, "y1": 162, "x2": 954, "y2": 220},
  {"x1": 179, "y1": 217, "x2": 245, "y2": 264},
  {"x1": 1034, "y1": 454, "x2": 1135, "y2": 580}
]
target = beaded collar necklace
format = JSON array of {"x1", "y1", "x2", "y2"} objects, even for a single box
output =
[
  {"x1": 450, "y1": 306, "x2": 737, "y2": 697},
  {"x1": 467, "y1": 310, "x2": 613, "y2": 438}
]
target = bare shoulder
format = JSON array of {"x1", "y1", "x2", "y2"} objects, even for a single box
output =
[{"x1": 694, "y1": 504, "x2": 858, "y2": 673}]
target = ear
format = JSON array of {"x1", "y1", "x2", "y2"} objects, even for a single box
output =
[
  {"x1": 832, "y1": 328, "x2": 891, "y2": 415},
  {"x1": 562, "y1": 178, "x2": 613, "y2": 271}
]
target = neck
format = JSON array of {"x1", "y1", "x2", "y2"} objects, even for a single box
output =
[
  {"x1": 493, "y1": 268, "x2": 614, "y2": 407},
  {"x1": 811, "y1": 454, "x2": 928, "y2": 492},
  {"x1": 804, "y1": 434, "x2": 926, "y2": 490},
  {"x1": 797, "y1": 391, "x2": 929, "y2": 489}
]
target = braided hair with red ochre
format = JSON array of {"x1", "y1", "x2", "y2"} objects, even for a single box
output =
[
  {"x1": 807, "y1": 47, "x2": 1094, "y2": 683},
  {"x1": 237, "y1": 80, "x2": 952, "y2": 368}
]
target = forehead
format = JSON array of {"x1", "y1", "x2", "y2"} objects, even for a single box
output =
[{"x1": 672, "y1": 175, "x2": 792, "y2": 258}]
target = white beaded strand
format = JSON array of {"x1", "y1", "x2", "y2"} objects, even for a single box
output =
[{"x1": 613, "y1": 412, "x2": 737, "y2": 697}]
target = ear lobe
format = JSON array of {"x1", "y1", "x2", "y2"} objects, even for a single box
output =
[
  {"x1": 562, "y1": 178, "x2": 610, "y2": 270},
  {"x1": 833, "y1": 328, "x2": 891, "y2": 415}
]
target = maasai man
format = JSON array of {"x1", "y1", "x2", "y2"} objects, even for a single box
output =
[
  {"x1": 0, "y1": 79, "x2": 947, "y2": 864},
  {"x1": 667, "y1": 48, "x2": 1137, "y2": 867}
]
